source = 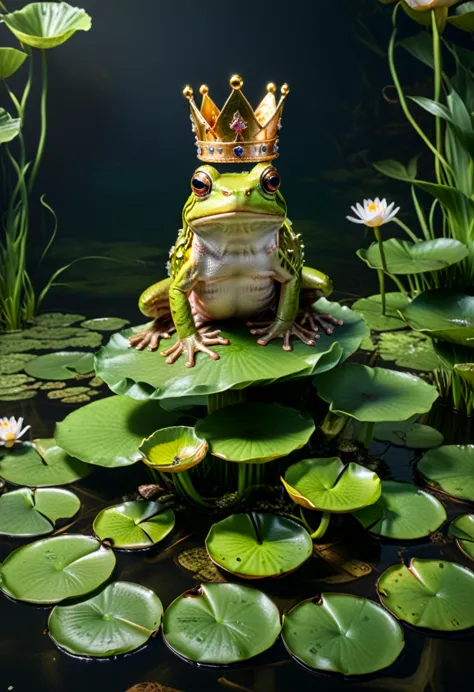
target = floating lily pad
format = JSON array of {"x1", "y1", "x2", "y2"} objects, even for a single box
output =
[
  {"x1": 0, "y1": 353, "x2": 36, "y2": 374},
  {"x1": 314, "y1": 364, "x2": 439, "y2": 422},
  {"x1": 48, "y1": 581, "x2": 163, "y2": 657},
  {"x1": 357, "y1": 238, "x2": 468, "y2": 275},
  {"x1": 93, "y1": 501, "x2": 175, "y2": 549},
  {"x1": 3, "y1": 2, "x2": 92, "y2": 49},
  {"x1": 0, "y1": 47, "x2": 28, "y2": 79},
  {"x1": 378, "y1": 558, "x2": 474, "y2": 631},
  {"x1": 374, "y1": 421, "x2": 443, "y2": 449},
  {"x1": 24, "y1": 351, "x2": 94, "y2": 380},
  {"x1": 81, "y1": 317, "x2": 130, "y2": 331},
  {"x1": 140, "y1": 426, "x2": 207, "y2": 473},
  {"x1": 0, "y1": 487, "x2": 80, "y2": 537},
  {"x1": 354, "y1": 481, "x2": 447, "y2": 540},
  {"x1": 359, "y1": 334, "x2": 376, "y2": 352},
  {"x1": 56, "y1": 396, "x2": 178, "y2": 468},
  {"x1": 96, "y1": 299, "x2": 367, "y2": 400},
  {"x1": 0, "y1": 535, "x2": 115, "y2": 604},
  {"x1": 449, "y1": 515, "x2": 474, "y2": 560},
  {"x1": 46, "y1": 386, "x2": 93, "y2": 401},
  {"x1": 400, "y1": 290, "x2": 474, "y2": 346},
  {"x1": 0, "y1": 107, "x2": 21, "y2": 144},
  {"x1": 0, "y1": 333, "x2": 102, "y2": 354},
  {"x1": 352, "y1": 293, "x2": 410, "y2": 331},
  {"x1": 206, "y1": 513, "x2": 313, "y2": 579},
  {"x1": 0, "y1": 439, "x2": 92, "y2": 487},
  {"x1": 195, "y1": 403, "x2": 315, "y2": 464},
  {"x1": 3, "y1": 326, "x2": 86, "y2": 341},
  {"x1": 177, "y1": 547, "x2": 227, "y2": 583},
  {"x1": 417, "y1": 445, "x2": 474, "y2": 502},
  {"x1": 0, "y1": 390, "x2": 38, "y2": 402},
  {"x1": 36, "y1": 313, "x2": 85, "y2": 327},
  {"x1": 282, "y1": 458, "x2": 381, "y2": 513},
  {"x1": 0, "y1": 374, "x2": 35, "y2": 394},
  {"x1": 378, "y1": 331, "x2": 439, "y2": 372},
  {"x1": 282, "y1": 594, "x2": 404, "y2": 676},
  {"x1": 162, "y1": 583, "x2": 281, "y2": 664}
]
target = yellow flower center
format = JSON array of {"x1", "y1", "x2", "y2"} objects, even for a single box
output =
[
  {"x1": 5, "y1": 432, "x2": 15, "y2": 441},
  {"x1": 1, "y1": 421, "x2": 9, "y2": 428},
  {"x1": 367, "y1": 203, "x2": 379, "y2": 212}
]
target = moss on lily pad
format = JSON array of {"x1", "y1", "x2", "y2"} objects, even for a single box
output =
[
  {"x1": 0, "y1": 353, "x2": 36, "y2": 374},
  {"x1": 35, "y1": 312, "x2": 85, "y2": 327},
  {"x1": 81, "y1": 317, "x2": 130, "y2": 331},
  {"x1": 0, "y1": 390, "x2": 38, "y2": 401},
  {"x1": 378, "y1": 331, "x2": 439, "y2": 372}
]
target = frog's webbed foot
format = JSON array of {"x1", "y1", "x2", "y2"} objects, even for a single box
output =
[
  {"x1": 160, "y1": 327, "x2": 229, "y2": 368},
  {"x1": 298, "y1": 308, "x2": 343, "y2": 336},
  {"x1": 128, "y1": 319, "x2": 175, "y2": 351},
  {"x1": 248, "y1": 319, "x2": 318, "y2": 352}
]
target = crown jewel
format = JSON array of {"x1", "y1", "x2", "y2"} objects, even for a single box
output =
[{"x1": 183, "y1": 75, "x2": 289, "y2": 164}]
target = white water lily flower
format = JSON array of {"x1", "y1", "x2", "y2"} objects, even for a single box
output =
[
  {"x1": 0, "y1": 416, "x2": 30, "y2": 448},
  {"x1": 405, "y1": 0, "x2": 459, "y2": 10},
  {"x1": 347, "y1": 198, "x2": 400, "y2": 228}
]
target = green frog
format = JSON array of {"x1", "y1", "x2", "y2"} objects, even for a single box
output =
[{"x1": 129, "y1": 162, "x2": 341, "y2": 367}]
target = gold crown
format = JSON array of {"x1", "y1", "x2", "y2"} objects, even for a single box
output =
[{"x1": 183, "y1": 74, "x2": 289, "y2": 164}]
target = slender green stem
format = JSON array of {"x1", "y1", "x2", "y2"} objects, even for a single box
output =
[
  {"x1": 28, "y1": 49, "x2": 48, "y2": 193},
  {"x1": 358, "y1": 422, "x2": 376, "y2": 449},
  {"x1": 392, "y1": 217, "x2": 419, "y2": 243},
  {"x1": 177, "y1": 470, "x2": 209, "y2": 507},
  {"x1": 432, "y1": 10, "x2": 443, "y2": 185},
  {"x1": 374, "y1": 226, "x2": 387, "y2": 314},
  {"x1": 311, "y1": 512, "x2": 331, "y2": 541},
  {"x1": 207, "y1": 389, "x2": 247, "y2": 414},
  {"x1": 237, "y1": 464, "x2": 247, "y2": 497},
  {"x1": 299, "y1": 507, "x2": 313, "y2": 533}
]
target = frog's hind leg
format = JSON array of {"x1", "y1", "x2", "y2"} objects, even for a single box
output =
[
  {"x1": 129, "y1": 277, "x2": 175, "y2": 351},
  {"x1": 298, "y1": 266, "x2": 343, "y2": 336}
]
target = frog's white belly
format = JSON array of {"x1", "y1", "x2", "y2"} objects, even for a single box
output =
[{"x1": 191, "y1": 276, "x2": 276, "y2": 320}]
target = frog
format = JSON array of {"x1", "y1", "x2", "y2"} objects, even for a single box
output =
[{"x1": 129, "y1": 162, "x2": 341, "y2": 367}]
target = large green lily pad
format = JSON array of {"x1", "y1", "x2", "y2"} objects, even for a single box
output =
[
  {"x1": 354, "y1": 481, "x2": 447, "y2": 540},
  {"x1": 282, "y1": 594, "x2": 404, "y2": 676},
  {"x1": 24, "y1": 351, "x2": 94, "y2": 380},
  {"x1": 449, "y1": 515, "x2": 474, "y2": 561},
  {"x1": 0, "y1": 107, "x2": 21, "y2": 144},
  {"x1": 93, "y1": 501, "x2": 175, "y2": 549},
  {"x1": 282, "y1": 457, "x2": 381, "y2": 513},
  {"x1": 417, "y1": 445, "x2": 474, "y2": 502},
  {"x1": 357, "y1": 238, "x2": 468, "y2": 275},
  {"x1": 0, "y1": 439, "x2": 92, "y2": 487},
  {"x1": 0, "y1": 535, "x2": 116, "y2": 604},
  {"x1": 352, "y1": 293, "x2": 410, "y2": 331},
  {"x1": 95, "y1": 299, "x2": 368, "y2": 400},
  {"x1": 195, "y1": 403, "x2": 315, "y2": 464},
  {"x1": 3, "y1": 2, "x2": 92, "y2": 49},
  {"x1": 400, "y1": 290, "x2": 474, "y2": 346},
  {"x1": 314, "y1": 364, "x2": 438, "y2": 422},
  {"x1": 0, "y1": 47, "x2": 28, "y2": 79},
  {"x1": 49, "y1": 582, "x2": 163, "y2": 657},
  {"x1": 55, "y1": 396, "x2": 178, "y2": 468},
  {"x1": 0, "y1": 487, "x2": 80, "y2": 537},
  {"x1": 378, "y1": 331, "x2": 439, "y2": 372},
  {"x1": 378, "y1": 558, "x2": 474, "y2": 631},
  {"x1": 374, "y1": 421, "x2": 443, "y2": 449},
  {"x1": 162, "y1": 583, "x2": 281, "y2": 664},
  {"x1": 139, "y1": 426, "x2": 208, "y2": 472},
  {"x1": 205, "y1": 513, "x2": 313, "y2": 579}
]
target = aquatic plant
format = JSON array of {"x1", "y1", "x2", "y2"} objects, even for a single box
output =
[
  {"x1": 0, "y1": 415, "x2": 30, "y2": 447},
  {"x1": 0, "y1": 2, "x2": 91, "y2": 331}
]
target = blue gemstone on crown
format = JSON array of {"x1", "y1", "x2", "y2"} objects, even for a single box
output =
[
  {"x1": 218, "y1": 148, "x2": 223, "y2": 154},
  {"x1": 209, "y1": 146, "x2": 214, "y2": 153},
  {"x1": 261, "y1": 145, "x2": 267, "y2": 153},
  {"x1": 234, "y1": 146, "x2": 245, "y2": 157}
]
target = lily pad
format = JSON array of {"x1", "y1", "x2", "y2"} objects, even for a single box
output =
[
  {"x1": 352, "y1": 293, "x2": 410, "y2": 331},
  {"x1": 36, "y1": 313, "x2": 85, "y2": 327},
  {"x1": 0, "y1": 374, "x2": 35, "y2": 393},
  {"x1": 3, "y1": 2, "x2": 92, "y2": 49},
  {"x1": 0, "y1": 439, "x2": 92, "y2": 487},
  {"x1": 417, "y1": 445, "x2": 474, "y2": 502},
  {"x1": 0, "y1": 353, "x2": 36, "y2": 374},
  {"x1": 449, "y1": 515, "x2": 474, "y2": 560},
  {"x1": 0, "y1": 47, "x2": 28, "y2": 79},
  {"x1": 374, "y1": 421, "x2": 443, "y2": 449},
  {"x1": 93, "y1": 501, "x2": 175, "y2": 549},
  {"x1": 24, "y1": 351, "x2": 94, "y2": 380},
  {"x1": 55, "y1": 396, "x2": 178, "y2": 468},
  {"x1": 0, "y1": 390, "x2": 37, "y2": 401},
  {"x1": 357, "y1": 238, "x2": 468, "y2": 275},
  {"x1": 81, "y1": 317, "x2": 130, "y2": 331},
  {"x1": 48, "y1": 581, "x2": 163, "y2": 657},
  {"x1": 282, "y1": 457, "x2": 381, "y2": 513},
  {"x1": 205, "y1": 513, "x2": 313, "y2": 579},
  {"x1": 400, "y1": 290, "x2": 474, "y2": 346},
  {"x1": 140, "y1": 426, "x2": 208, "y2": 473},
  {"x1": 282, "y1": 594, "x2": 404, "y2": 676},
  {"x1": 96, "y1": 299, "x2": 367, "y2": 400},
  {"x1": 162, "y1": 583, "x2": 281, "y2": 664},
  {"x1": 0, "y1": 487, "x2": 80, "y2": 537},
  {"x1": 0, "y1": 535, "x2": 115, "y2": 604},
  {"x1": 378, "y1": 331, "x2": 439, "y2": 372},
  {"x1": 195, "y1": 403, "x2": 315, "y2": 464},
  {"x1": 314, "y1": 364, "x2": 438, "y2": 422},
  {"x1": 378, "y1": 558, "x2": 474, "y2": 631},
  {"x1": 0, "y1": 107, "x2": 21, "y2": 144},
  {"x1": 354, "y1": 481, "x2": 447, "y2": 540},
  {"x1": 177, "y1": 547, "x2": 227, "y2": 583}
]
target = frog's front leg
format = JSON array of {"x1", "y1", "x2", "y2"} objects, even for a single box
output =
[
  {"x1": 160, "y1": 260, "x2": 229, "y2": 367},
  {"x1": 129, "y1": 277, "x2": 175, "y2": 351},
  {"x1": 299, "y1": 266, "x2": 343, "y2": 335}
]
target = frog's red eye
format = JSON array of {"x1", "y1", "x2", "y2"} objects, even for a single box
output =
[
  {"x1": 191, "y1": 171, "x2": 212, "y2": 197},
  {"x1": 261, "y1": 168, "x2": 281, "y2": 194}
]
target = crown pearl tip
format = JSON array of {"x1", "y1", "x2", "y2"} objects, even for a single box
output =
[
  {"x1": 281, "y1": 83, "x2": 290, "y2": 96},
  {"x1": 266, "y1": 82, "x2": 277, "y2": 94},
  {"x1": 230, "y1": 74, "x2": 243, "y2": 90},
  {"x1": 199, "y1": 84, "x2": 209, "y2": 95},
  {"x1": 183, "y1": 85, "x2": 194, "y2": 99}
]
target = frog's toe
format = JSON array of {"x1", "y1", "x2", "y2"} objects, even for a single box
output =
[
  {"x1": 299, "y1": 310, "x2": 343, "y2": 335},
  {"x1": 129, "y1": 322, "x2": 174, "y2": 351}
]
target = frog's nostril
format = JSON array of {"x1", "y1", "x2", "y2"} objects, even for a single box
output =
[
  {"x1": 222, "y1": 189, "x2": 232, "y2": 197},
  {"x1": 245, "y1": 189, "x2": 252, "y2": 196}
]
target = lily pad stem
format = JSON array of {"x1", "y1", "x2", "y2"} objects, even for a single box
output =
[
  {"x1": 237, "y1": 464, "x2": 247, "y2": 497},
  {"x1": 177, "y1": 470, "x2": 209, "y2": 507},
  {"x1": 28, "y1": 49, "x2": 48, "y2": 193},
  {"x1": 374, "y1": 226, "x2": 387, "y2": 315},
  {"x1": 431, "y1": 10, "x2": 443, "y2": 186},
  {"x1": 311, "y1": 512, "x2": 331, "y2": 541},
  {"x1": 358, "y1": 422, "x2": 375, "y2": 449},
  {"x1": 207, "y1": 389, "x2": 247, "y2": 414}
]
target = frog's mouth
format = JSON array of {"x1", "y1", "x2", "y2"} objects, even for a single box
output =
[{"x1": 189, "y1": 211, "x2": 284, "y2": 228}]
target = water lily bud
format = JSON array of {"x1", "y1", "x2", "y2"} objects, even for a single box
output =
[{"x1": 404, "y1": 0, "x2": 459, "y2": 10}]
